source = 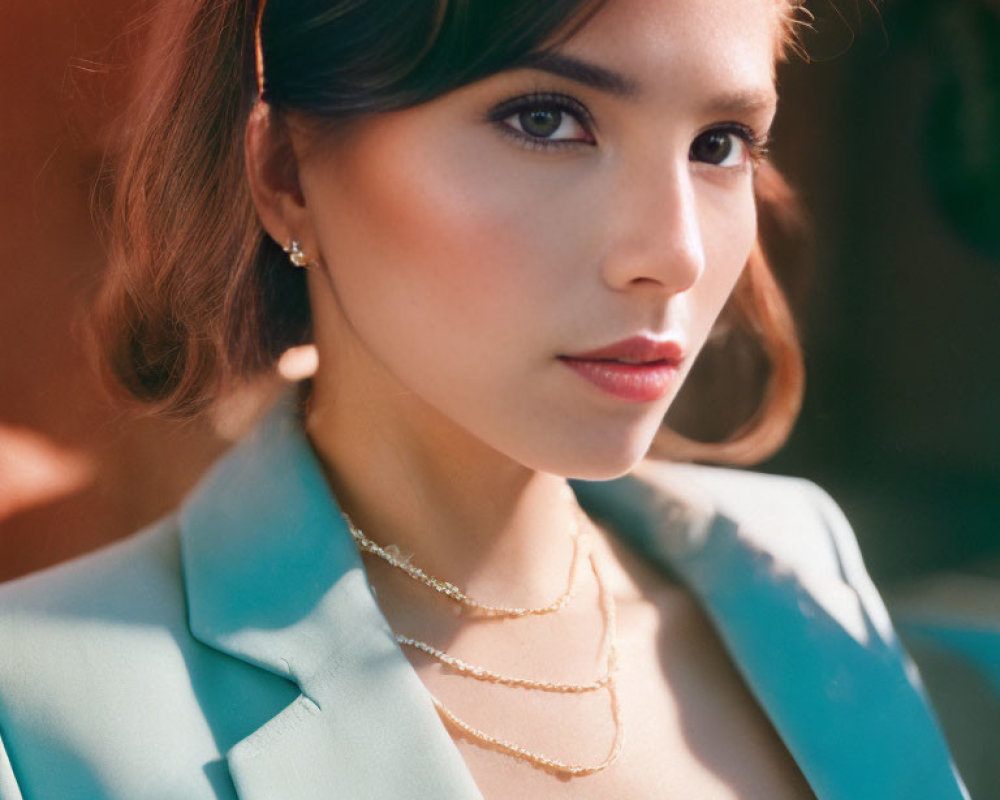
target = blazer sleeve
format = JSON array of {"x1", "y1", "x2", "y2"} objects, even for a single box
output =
[{"x1": 0, "y1": 729, "x2": 24, "y2": 800}]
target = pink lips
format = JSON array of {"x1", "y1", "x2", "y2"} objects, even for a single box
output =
[{"x1": 558, "y1": 336, "x2": 684, "y2": 402}]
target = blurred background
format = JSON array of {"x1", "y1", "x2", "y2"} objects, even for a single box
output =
[
  {"x1": 1, "y1": 0, "x2": 997, "y2": 794},
  {"x1": 765, "y1": 6, "x2": 1000, "y2": 790},
  {"x1": 0, "y1": 1, "x2": 230, "y2": 581}
]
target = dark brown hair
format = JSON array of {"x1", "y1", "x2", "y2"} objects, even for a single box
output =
[{"x1": 94, "y1": 0, "x2": 809, "y2": 464}]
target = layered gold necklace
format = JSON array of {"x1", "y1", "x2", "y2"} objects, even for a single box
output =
[{"x1": 342, "y1": 500, "x2": 624, "y2": 777}]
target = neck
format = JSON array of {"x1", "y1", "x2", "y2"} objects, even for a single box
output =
[{"x1": 305, "y1": 349, "x2": 581, "y2": 608}]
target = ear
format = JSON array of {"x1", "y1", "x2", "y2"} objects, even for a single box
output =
[{"x1": 244, "y1": 104, "x2": 314, "y2": 256}]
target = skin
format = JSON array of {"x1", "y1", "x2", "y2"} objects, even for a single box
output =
[{"x1": 247, "y1": 0, "x2": 814, "y2": 796}]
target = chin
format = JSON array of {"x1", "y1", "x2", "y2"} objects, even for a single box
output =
[
  {"x1": 532, "y1": 422, "x2": 662, "y2": 482},
  {"x1": 560, "y1": 453, "x2": 649, "y2": 482}
]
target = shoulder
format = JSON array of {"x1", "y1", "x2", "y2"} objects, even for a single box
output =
[
  {"x1": 0, "y1": 516, "x2": 196, "y2": 718},
  {"x1": 580, "y1": 463, "x2": 974, "y2": 797},
  {"x1": 0, "y1": 518, "x2": 214, "y2": 797},
  {"x1": 631, "y1": 460, "x2": 861, "y2": 579},
  {"x1": 0, "y1": 512, "x2": 300, "y2": 799},
  {"x1": 0, "y1": 515, "x2": 186, "y2": 636},
  {"x1": 616, "y1": 460, "x2": 901, "y2": 642}
]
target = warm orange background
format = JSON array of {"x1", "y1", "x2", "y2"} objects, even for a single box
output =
[{"x1": 0, "y1": 1, "x2": 225, "y2": 581}]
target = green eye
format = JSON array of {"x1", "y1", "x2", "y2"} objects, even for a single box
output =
[
  {"x1": 519, "y1": 109, "x2": 564, "y2": 139},
  {"x1": 490, "y1": 92, "x2": 595, "y2": 147}
]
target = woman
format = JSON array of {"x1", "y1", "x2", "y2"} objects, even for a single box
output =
[{"x1": 0, "y1": 0, "x2": 970, "y2": 797}]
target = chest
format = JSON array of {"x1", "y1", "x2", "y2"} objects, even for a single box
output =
[{"x1": 409, "y1": 589, "x2": 816, "y2": 800}]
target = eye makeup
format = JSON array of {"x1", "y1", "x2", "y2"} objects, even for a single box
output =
[
  {"x1": 482, "y1": 87, "x2": 771, "y2": 167},
  {"x1": 485, "y1": 91, "x2": 597, "y2": 150},
  {"x1": 690, "y1": 122, "x2": 771, "y2": 169}
]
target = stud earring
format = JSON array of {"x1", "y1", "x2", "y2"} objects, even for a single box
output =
[{"x1": 283, "y1": 239, "x2": 310, "y2": 268}]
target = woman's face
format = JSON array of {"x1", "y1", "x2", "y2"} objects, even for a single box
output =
[{"x1": 295, "y1": 0, "x2": 779, "y2": 479}]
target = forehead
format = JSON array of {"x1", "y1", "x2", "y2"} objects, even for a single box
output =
[{"x1": 557, "y1": 0, "x2": 779, "y2": 100}]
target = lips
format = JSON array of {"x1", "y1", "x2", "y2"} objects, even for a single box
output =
[
  {"x1": 563, "y1": 336, "x2": 684, "y2": 365},
  {"x1": 558, "y1": 336, "x2": 685, "y2": 402}
]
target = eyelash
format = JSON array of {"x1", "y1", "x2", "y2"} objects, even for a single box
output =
[
  {"x1": 486, "y1": 91, "x2": 770, "y2": 166},
  {"x1": 486, "y1": 92, "x2": 596, "y2": 150},
  {"x1": 698, "y1": 122, "x2": 771, "y2": 166}
]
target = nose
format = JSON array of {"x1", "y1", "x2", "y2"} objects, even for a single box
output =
[{"x1": 600, "y1": 157, "x2": 706, "y2": 295}]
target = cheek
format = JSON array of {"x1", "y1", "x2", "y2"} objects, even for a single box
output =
[
  {"x1": 312, "y1": 120, "x2": 572, "y2": 342},
  {"x1": 322, "y1": 126, "x2": 536, "y2": 310},
  {"x1": 693, "y1": 185, "x2": 758, "y2": 328}
]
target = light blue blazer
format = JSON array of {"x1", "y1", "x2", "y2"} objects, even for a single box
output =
[{"x1": 0, "y1": 404, "x2": 970, "y2": 799}]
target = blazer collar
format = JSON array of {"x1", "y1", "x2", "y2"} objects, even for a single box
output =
[
  {"x1": 179, "y1": 401, "x2": 967, "y2": 800},
  {"x1": 179, "y1": 403, "x2": 482, "y2": 799}
]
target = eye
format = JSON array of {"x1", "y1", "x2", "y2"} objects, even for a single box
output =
[
  {"x1": 513, "y1": 108, "x2": 579, "y2": 140},
  {"x1": 489, "y1": 93, "x2": 595, "y2": 147},
  {"x1": 689, "y1": 125, "x2": 766, "y2": 169}
]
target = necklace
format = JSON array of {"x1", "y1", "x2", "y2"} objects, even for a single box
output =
[
  {"x1": 423, "y1": 551, "x2": 624, "y2": 776},
  {"x1": 342, "y1": 506, "x2": 584, "y2": 618},
  {"x1": 342, "y1": 497, "x2": 624, "y2": 776},
  {"x1": 395, "y1": 633, "x2": 611, "y2": 693},
  {"x1": 392, "y1": 534, "x2": 613, "y2": 695}
]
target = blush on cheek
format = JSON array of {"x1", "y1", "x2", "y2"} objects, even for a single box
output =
[
  {"x1": 331, "y1": 122, "x2": 530, "y2": 300},
  {"x1": 314, "y1": 96, "x2": 607, "y2": 326},
  {"x1": 307, "y1": 117, "x2": 553, "y2": 381}
]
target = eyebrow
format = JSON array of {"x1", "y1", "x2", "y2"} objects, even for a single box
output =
[
  {"x1": 507, "y1": 53, "x2": 777, "y2": 117},
  {"x1": 509, "y1": 52, "x2": 639, "y2": 98},
  {"x1": 705, "y1": 89, "x2": 778, "y2": 117}
]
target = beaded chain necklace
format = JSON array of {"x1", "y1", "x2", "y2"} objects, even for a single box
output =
[
  {"x1": 341, "y1": 501, "x2": 624, "y2": 776},
  {"x1": 347, "y1": 515, "x2": 586, "y2": 618}
]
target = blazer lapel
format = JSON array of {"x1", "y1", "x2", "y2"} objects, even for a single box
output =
[
  {"x1": 573, "y1": 469, "x2": 970, "y2": 800},
  {"x1": 178, "y1": 403, "x2": 482, "y2": 800}
]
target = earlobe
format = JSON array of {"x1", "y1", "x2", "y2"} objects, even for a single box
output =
[{"x1": 244, "y1": 103, "x2": 314, "y2": 254}]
